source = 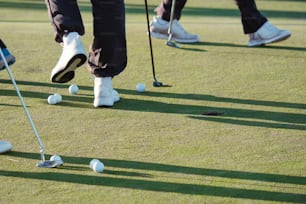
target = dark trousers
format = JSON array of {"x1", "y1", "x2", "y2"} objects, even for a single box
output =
[
  {"x1": 156, "y1": 0, "x2": 267, "y2": 34},
  {"x1": 155, "y1": 0, "x2": 187, "y2": 21},
  {"x1": 45, "y1": 0, "x2": 127, "y2": 77},
  {"x1": 235, "y1": 0, "x2": 267, "y2": 34}
]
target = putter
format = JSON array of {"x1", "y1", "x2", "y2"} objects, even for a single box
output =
[
  {"x1": 144, "y1": 0, "x2": 164, "y2": 87},
  {"x1": 166, "y1": 0, "x2": 179, "y2": 48},
  {"x1": 0, "y1": 49, "x2": 62, "y2": 168}
]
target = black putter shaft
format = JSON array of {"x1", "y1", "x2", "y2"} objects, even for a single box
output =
[{"x1": 144, "y1": 0, "x2": 163, "y2": 87}]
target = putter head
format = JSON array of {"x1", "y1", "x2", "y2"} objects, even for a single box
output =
[
  {"x1": 166, "y1": 41, "x2": 179, "y2": 48},
  {"x1": 153, "y1": 81, "x2": 163, "y2": 87},
  {"x1": 36, "y1": 160, "x2": 64, "y2": 168},
  {"x1": 153, "y1": 80, "x2": 172, "y2": 87}
]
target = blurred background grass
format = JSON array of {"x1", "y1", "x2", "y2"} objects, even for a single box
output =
[{"x1": 0, "y1": 0, "x2": 305, "y2": 203}]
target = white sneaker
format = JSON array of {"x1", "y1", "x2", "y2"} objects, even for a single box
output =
[
  {"x1": 248, "y1": 22, "x2": 291, "y2": 47},
  {"x1": 112, "y1": 89, "x2": 120, "y2": 103},
  {"x1": 94, "y1": 77, "x2": 120, "y2": 107},
  {"x1": 150, "y1": 16, "x2": 200, "y2": 43},
  {"x1": 51, "y1": 32, "x2": 87, "y2": 83}
]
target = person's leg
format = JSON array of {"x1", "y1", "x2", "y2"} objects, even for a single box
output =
[
  {"x1": 155, "y1": 0, "x2": 187, "y2": 21},
  {"x1": 45, "y1": 0, "x2": 85, "y2": 42},
  {"x1": 236, "y1": 0, "x2": 291, "y2": 46},
  {"x1": 0, "y1": 39, "x2": 16, "y2": 70},
  {"x1": 150, "y1": 0, "x2": 200, "y2": 43},
  {"x1": 235, "y1": 0, "x2": 267, "y2": 34},
  {"x1": 89, "y1": 0, "x2": 127, "y2": 107},
  {"x1": 45, "y1": 0, "x2": 87, "y2": 83}
]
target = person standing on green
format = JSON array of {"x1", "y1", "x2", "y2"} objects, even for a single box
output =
[
  {"x1": 45, "y1": 0, "x2": 127, "y2": 107},
  {"x1": 150, "y1": 0, "x2": 291, "y2": 46}
]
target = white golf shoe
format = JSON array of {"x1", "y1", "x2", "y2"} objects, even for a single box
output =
[
  {"x1": 94, "y1": 77, "x2": 120, "y2": 107},
  {"x1": 150, "y1": 16, "x2": 200, "y2": 43},
  {"x1": 248, "y1": 22, "x2": 291, "y2": 47},
  {"x1": 51, "y1": 32, "x2": 87, "y2": 83},
  {"x1": 112, "y1": 89, "x2": 120, "y2": 103}
]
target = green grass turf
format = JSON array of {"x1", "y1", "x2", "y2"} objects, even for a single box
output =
[{"x1": 0, "y1": 0, "x2": 306, "y2": 203}]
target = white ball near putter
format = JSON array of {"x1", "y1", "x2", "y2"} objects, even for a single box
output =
[
  {"x1": 136, "y1": 83, "x2": 146, "y2": 92},
  {"x1": 90, "y1": 159, "x2": 104, "y2": 173},
  {"x1": 47, "y1": 95, "x2": 57, "y2": 105},
  {"x1": 50, "y1": 154, "x2": 62, "y2": 162},
  {"x1": 50, "y1": 154, "x2": 64, "y2": 166},
  {"x1": 53, "y1": 93, "x2": 62, "y2": 103},
  {"x1": 89, "y1": 159, "x2": 100, "y2": 169},
  {"x1": 93, "y1": 161, "x2": 104, "y2": 173},
  {"x1": 69, "y1": 84, "x2": 79, "y2": 94},
  {"x1": 0, "y1": 140, "x2": 12, "y2": 154}
]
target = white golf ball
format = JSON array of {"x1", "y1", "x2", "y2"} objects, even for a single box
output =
[
  {"x1": 136, "y1": 83, "x2": 146, "y2": 92},
  {"x1": 50, "y1": 155, "x2": 62, "y2": 162},
  {"x1": 69, "y1": 84, "x2": 79, "y2": 94},
  {"x1": 0, "y1": 140, "x2": 12, "y2": 153},
  {"x1": 53, "y1": 93, "x2": 62, "y2": 103},
  {"x1": 93, "y1": 161, "x2": 104, "y2": 173},
  {"x1": 47, "y1": 95, "x2": 57, "y2": 105},
  {"x1": 89, "y1": 159, "x2": 100, "y2": 169}
]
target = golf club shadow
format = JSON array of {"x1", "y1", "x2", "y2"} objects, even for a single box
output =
[
  {"x1": 2, "y1": 151, "x2": 306, "y2": 203},
  {"x1": 192, "y1": 41, "x2": 306, "y2": 52},
  {"x1": 112, "y1": 98, "x2": 306, "y2": 130},
  {"x1": 1, "y1": 80, "x2": 305, "y2": 130},
  {"x1": 176, "y1": 46, "x2": 207, "y2": 52},
  {"x1": 6, "y1": 151, "x2": 306, "y2": 185},
  {"x1": 1, "y1": 79, "x2": 305, "y2": 110},
  {"x1": 164, "y1": 42, "x2": 207, "y2": 52},
  {"x1": 0, "y1": 103, "x2": 21, "y2": 107},
  {"x1": 116, "y1": 88, "x2": 306, "y2": 110}
]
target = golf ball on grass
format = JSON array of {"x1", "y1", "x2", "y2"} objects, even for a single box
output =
[
  {"x1": 90, "y1": 159, "x2": 104, "y2": 173},
  {"x1": 53, "y1": 93, "x2": 62, "y2": 103},
  {"x1": 47, "y1": 95, "x2": 57, "y2": 105},
  {"x1": 50, "y1": 155, "x2": 62, "y2": 162},
  {"x1": 0, "y1": 140, "x2": 12, "y2": 153},
  {"x1": 136, "y1": 83, "x2": 146, "y2": 92},
  {"x1": 90, "y1": 159, "x2": 100, "y2": 169},
  {"x1": 93, "y1": 161, "x2": 104, "y2": 173},
  {"x1": 69, "y1": 84, "x2": 79, "y2": 94},
  {"x1": 50, "y1": 154, "x2": 64, "y2": 166}
]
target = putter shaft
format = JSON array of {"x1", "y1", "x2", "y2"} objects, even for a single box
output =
[{"x1": 0, "y1": 49, "x2": 47, "y2": 164}]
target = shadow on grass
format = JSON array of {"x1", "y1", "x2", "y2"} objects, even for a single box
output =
[
  {"x1": 176, "y1": 46, "x2": 207, "y2": 52},
  {"x1": 184, "y1": 41, "x2": 306, "y2": 52},
  {"x1": 1, "y1": 79, "x2": 305, "y2": 110},
  {"x1": 0, "y1": 80, "x2": 305, "y2": 130},
  {"x1": 0, "y1": 103, "x2": 20, "y2": 107},
  {"x1": 1, "y1": 151, "x2": 306, "y2": 203}
]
